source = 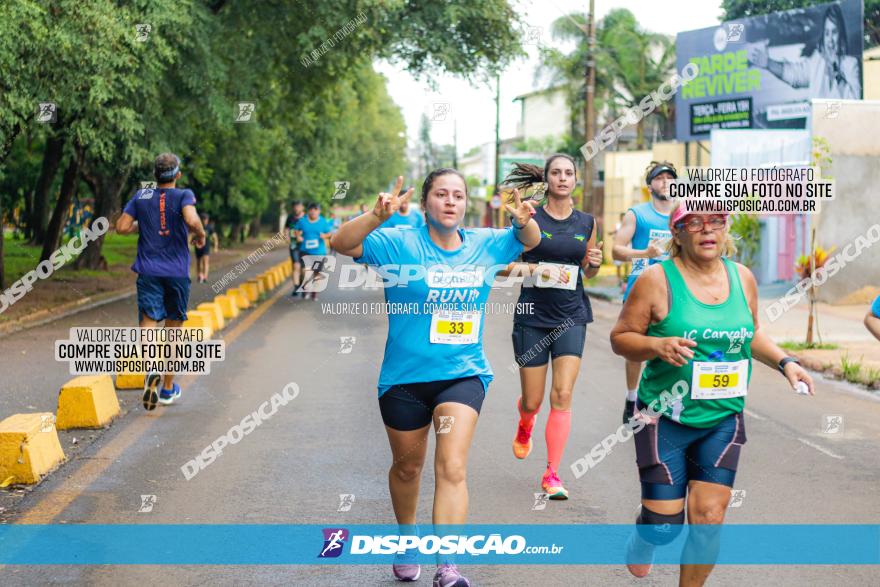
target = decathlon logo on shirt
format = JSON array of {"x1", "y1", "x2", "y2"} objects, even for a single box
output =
[{"x1": 427, "y1": 266, "x2": 485, "y2": 288}]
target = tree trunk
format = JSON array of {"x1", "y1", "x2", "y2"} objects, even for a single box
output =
[
  {"x1": 75, "y1": 163, "x2": 130, "y2": 269},
  {"x1": 248, "y1": 218, "x2": 260, "y2": 239},
  {"x1": 40, "y1": 146, "x2": 84, "y2": 262},
  {"x1": 30, "y1": 132, "x2": 66, "y2": 245},
  {"x1": 0, "y1": 122, "x2": 22, "y2": 166},
  {"x1": 0, "y1": 194, "x2": 5, "y2": 290}
]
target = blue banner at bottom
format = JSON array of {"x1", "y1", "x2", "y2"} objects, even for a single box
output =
[{"x1": 0, "y1": 524, "x2": 877, "y2": 565}]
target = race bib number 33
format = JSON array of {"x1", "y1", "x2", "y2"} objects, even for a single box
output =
[
  {"x1": 691, "y1": 359, "x2": 749, "y2": 400},
  {"x1": 430, "y1": 311, "x2": 481, "y2": 345}
]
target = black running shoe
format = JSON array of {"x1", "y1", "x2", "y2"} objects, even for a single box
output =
[
  {"x1": 143, "y1": 371, "x2": 161, "y2": 411},
  {"x1": 623, "y1": 399, "x2": 636, "y2": 425}
]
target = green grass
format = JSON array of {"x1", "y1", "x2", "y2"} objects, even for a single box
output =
[
  {"x1": 779, "y1": 341, "x2": 840, "y2": 351},
  {"x1": 2, "y1": 232, "x2": 138, "y2": 283},
  {"x1": 839, "y1": 354, "x2": 862, "y2": 383}
]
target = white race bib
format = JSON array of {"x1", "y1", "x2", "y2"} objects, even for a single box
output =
[
  {"x1": 429, "y1": 310, "x2": 481, "y2": 345},
  {"x1": 691, "y1": 360, "x2": 749, "y2": 400},
  {"x1": 304, "y1": 239, "x2": 319, "y2": 249},
  {"x1": 535, "y1": 263, "x2": 578, "y2": 290}
]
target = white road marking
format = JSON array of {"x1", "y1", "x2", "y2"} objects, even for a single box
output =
[
  {"x1": 743, "y1": 408, "x2": 766, "y2": 421},
  {"x1": 797, "y1": 437, "x2": 845, "y2": 460}
]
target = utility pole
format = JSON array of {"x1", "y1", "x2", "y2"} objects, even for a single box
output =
[
  {"x1": 494, "y1": 73, "x2": 502, "y2": 227},
  {"x1": 453, "y1": 118, "x2": 459, "y2": 169},
  {"x1": 583, "y1": 0, "x2": 596, "y2": 215}
]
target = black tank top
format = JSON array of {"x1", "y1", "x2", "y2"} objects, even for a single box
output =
[{"x1": 514, "y1": 206, "x2": 594, "y2": 327}]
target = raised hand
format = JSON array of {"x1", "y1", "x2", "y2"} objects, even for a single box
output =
[
  {"x1": 373, "y1": 176, "x2": 414, "y2": 222},
  {"x1": 503, "y1": 188, "x2": 535, "y2": 228},
  {"x1": 587, "y1": 240, "x2": 604, "y2": 267}
]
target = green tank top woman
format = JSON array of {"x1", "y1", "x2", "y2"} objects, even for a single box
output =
[{"x1": 639, "y1": 257, "x2": 755, "y2": 428}]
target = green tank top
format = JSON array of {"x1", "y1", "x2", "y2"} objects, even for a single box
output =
[{"x1": 639, "y1": 257, "x2": 754, "y2": 428}]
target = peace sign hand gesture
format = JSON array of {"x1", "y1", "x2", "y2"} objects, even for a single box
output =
[
  {"x1": 373, "y1": 176, "x2": 414, "y2": 222},
  {"x1": 504, "y1": 189, "x2": 535, "y2": 228}
]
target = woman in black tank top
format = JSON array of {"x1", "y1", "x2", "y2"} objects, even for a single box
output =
[{"x1": 496, "y1": 154, "x2": 603, "y2": 500}]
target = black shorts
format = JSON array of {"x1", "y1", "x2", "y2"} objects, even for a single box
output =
[
  {"x1": 634, "y1": 406, "x2": 746, "y2": 500},
  {"x1": 379, "y1": 377, "x2": 485, "y2": 431},
  {"x1": 194, "y1": 246, "x2": 210, "y2": 259},
  {"x1": 511, "y1": 322, "x2": 587, "y2": 368},
  {"x1": 289, "y1": 248, "x2": 302, "y2": 264}
]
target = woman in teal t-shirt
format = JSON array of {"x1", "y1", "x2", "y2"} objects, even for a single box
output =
[{"x1": 333, "y1": 172, "x2": 540, "y2": 586}]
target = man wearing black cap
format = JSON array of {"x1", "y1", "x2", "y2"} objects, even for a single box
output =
[
  {"x1": 116, "y1": 152, "x2": 206, "y2": 410},
  {"x1": 611, "y1": 161, "x2": 677, "y2": 424}
]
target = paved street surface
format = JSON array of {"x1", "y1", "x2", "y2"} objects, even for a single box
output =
[{"x1": 2, "y1": 254, "x2": 879, "y2": 586}]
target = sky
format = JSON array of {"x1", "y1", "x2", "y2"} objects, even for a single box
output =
[{"x1": 375, "y1": 0, "x2": 725, "y2": 157}]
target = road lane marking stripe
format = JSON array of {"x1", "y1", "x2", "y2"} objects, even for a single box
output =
[
  {"x1": 796, "y1": 437, "x2": 844, "y2": 460},
  {"x1": 14, "y1": 282, "x2": 291, "y2": 524}
]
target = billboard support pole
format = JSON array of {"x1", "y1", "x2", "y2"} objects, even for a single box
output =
[{"x1": 583, "y1": 0, "x2": 596, "y2": 215}]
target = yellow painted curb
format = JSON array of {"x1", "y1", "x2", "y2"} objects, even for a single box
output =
[
  {"x1": 56, "y1": 375, "x2": 120, "y2": 430},
  {"x1": 196, "y1": 302, "x2": 225, "y2": 331},
  {"x1": 214, "y1": 294, "x2": 240, "y2": 319},
  {"x1": 228, "y1": 287, "x2": 251, "y2": 309},
  {"x1": 248, "y1": 278, "x2": 265, "y2": 296},
  {"x1": 115, "y1": 372, "x2": 145, "y2": 389},
  {"x1": 272, "y1": 267, "x2": 283, "y2": 286},
  {"x1": 259, "y1": 273, "x2": 274, "y2": 292},
  {"x1": 0, "y1": 413, "x2": 65, "y2": 485},
  {"x1": 242, "y1": 281, "x2": 260, "y2": 301},
  {"x1": 183, "y1": 311, "x2": 215, "y2": 339}
]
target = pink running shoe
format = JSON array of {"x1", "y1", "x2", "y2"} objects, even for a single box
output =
[
  {"x1": 541, "y1": 467, "x2": 569, "y2": 500},
  {"x1": 433, "y1": 563, "x2": 470, "y2": 587}
]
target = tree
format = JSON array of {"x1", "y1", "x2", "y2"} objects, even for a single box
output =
[
  {"x1": 540, "y1": 9, "x2": 675, "y2": 150},
  {"x1": 1, "y1": 0, "x2": 525, "y2": 283}
]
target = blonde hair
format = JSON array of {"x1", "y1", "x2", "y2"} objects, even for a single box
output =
[{"x1": 667, "y1": 203, "x2": 738, "y2": 259}]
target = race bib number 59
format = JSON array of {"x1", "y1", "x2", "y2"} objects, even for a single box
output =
[{"x1": 691, "y1": 360, "x2": 749, "y2": 400}]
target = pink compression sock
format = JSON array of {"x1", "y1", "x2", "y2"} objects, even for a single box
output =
[
  {"x1": 517, "y1": 397, "x2": 539, "y2": 429},
  {"x1": 545, "y1": 408, "x2": 572, "y2": 472}
]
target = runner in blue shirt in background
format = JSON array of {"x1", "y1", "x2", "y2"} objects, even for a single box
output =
[
  {"x1": 383, "y1": 190, "x2": 425, "y2": 229},
  {"x1": 866, "y1": 294, "x2": 880, "y2": 341},
  {"x1": 332, "y1": 171, "x2": 540, "y2": 587},
  {"x1": 612, "y1": 161, "x2": 677, "y2": 424},
  {"x1": 293, "y1": 203, "x2": 333, "y2": 300}
]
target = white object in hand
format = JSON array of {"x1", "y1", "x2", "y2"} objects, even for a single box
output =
[{"x1": 794, "y1": 381, "x2": 810, "y2": 395}]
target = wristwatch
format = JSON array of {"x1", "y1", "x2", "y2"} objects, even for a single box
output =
[{"x1": 778, "y1": 357, "x2": 800, "y2": 374}]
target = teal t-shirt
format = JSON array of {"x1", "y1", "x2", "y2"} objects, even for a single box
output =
[{"x1": 355, "y1": 225, "x2": 524, "y2": 396}]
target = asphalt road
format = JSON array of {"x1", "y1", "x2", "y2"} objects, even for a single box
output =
[{"x1": 2, "y1": 253, "x2": 879, "y2": 585}]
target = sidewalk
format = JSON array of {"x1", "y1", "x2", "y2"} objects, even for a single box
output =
[
  {"x1": 0, "y1": 235, "x2": 289, "y2": 338},
  {"x1": 586, "y1": 276, "x2": 880, "y2": 390}
]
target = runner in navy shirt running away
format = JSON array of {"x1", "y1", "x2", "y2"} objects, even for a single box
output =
[
  {"x1": 116, "y1": 153, "x2": 206, "y2": 410},
  {"x1": 498, "y1": 154, "x2": 602, "y2": 501}
]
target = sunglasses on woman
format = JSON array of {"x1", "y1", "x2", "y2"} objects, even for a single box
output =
[{"x1": 675, "y1": 215, "x2": 727, "y2": 233}]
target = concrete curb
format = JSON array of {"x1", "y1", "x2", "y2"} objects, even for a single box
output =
[
  {"x1": 56, "y1": 375, "x2": 120, "y2": 430},
  {"x1": 0, "y1": 413, "x2": 66, "y2": 485}
]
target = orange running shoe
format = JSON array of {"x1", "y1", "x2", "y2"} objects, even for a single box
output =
[{"x1": 512, "y1": 419, "x2": 534, "y2": 459}]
